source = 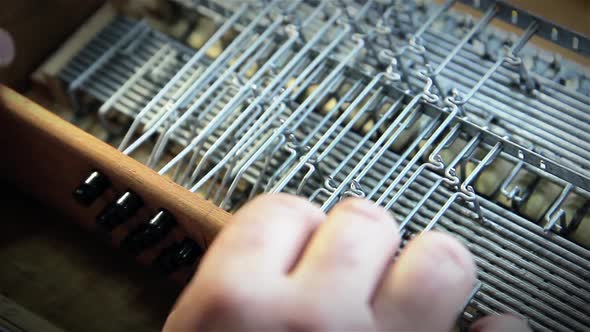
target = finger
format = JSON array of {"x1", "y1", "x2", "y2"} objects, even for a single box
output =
[
  {"x1": 165, "y1": 194, "x2": 324, "y2": 331},
  {"x1": 0, "y1": 29, "x2": 15, "y2": 66},
  {"x1": 470, "y1": 314, "x2": 532, "y2": 332},
  {"x1": 374, "y1": 231, "x2": 477, "y2": 332},
  {"x1": 200, "y1": 193, "x2": 325, "y2": 278},
  {"x1": 293, "y1": 198, "x2": 400, "y2": 303}
]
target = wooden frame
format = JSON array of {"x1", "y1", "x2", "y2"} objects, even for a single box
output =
[{"x1": 0, "y1": 85, "x2": 229, "y2": 274}]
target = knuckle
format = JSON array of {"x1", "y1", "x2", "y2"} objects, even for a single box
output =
[
  {"x1": 315, "y1": 241, "x2": 363, "y2": 271},
  {"x1": 248, "y1": 193, "x2": 325, "y2": 226},
  {"x1": 198, "y1": 278, "x2": 250, "y2": 315},
  {"x1": 249, "y1": 193, "x2": 303, "y2": 212},
  {"x1": 332, "y1": 198, "x2": 395, "y2": 226},
  {"x1": 285, "y1": 302, "x2": 331, "y2": 331}
]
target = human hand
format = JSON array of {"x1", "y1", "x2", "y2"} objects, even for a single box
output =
[
  {"x1": 163, "y1": 194, "x2": 530, "y2": 331},
  {"x1": 0, "y1": 29, "x2": 15, "y2": 67}
]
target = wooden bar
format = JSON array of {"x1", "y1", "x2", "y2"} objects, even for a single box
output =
[{"x1": 0, "y1": 85, "x2": 230, "y2": 250}]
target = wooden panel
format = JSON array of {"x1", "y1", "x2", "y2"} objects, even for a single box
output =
[
  {"x1": 0, "y1": 85, "x2": 230, "y2": 256},
  {"x1": 507, "y1": 0, "x2": 590, "y2": 35}
]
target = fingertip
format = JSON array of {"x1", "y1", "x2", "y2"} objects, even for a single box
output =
[
  {"x1": 204, "y1": 193, "x2": 326, "y2": 276},
  {"x1": 237, "y1": 193, "x2": 325, "y2": 225},
  {"x1": 334, "y1": 198, "x2": 397, "y2": 225},
  {"x1": 330, "y1": 198, "x2": 399, "y2": 238},
  {"x1": 416, "y1": 231, "x2": 477, "y2": 280},
  {"x1": 0, "y1": 29, "x2": 15, "y2": 67},
  {"x1": 291, "y1": 198, "x2": 401, "y2": 303},
  {"x1": 373, "y1": 230, "x2": 478, "y2": 331},
  {"x1": 470, "y1": 314, "x2": 532, "y2": 332},
  {"x1": 327, "y1": 198, "x2": 401, "y2": 253}
]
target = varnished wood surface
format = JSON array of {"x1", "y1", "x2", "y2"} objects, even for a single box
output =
[
  {"x1": 0, "y1": 85, "x2": 230, "y2": 256},
  {"x1": 436, "y1": 0, "x2": 590, "y2": 67},
  {"x1": 507, "y1": 0, "x2": 589, "y2": 36}
]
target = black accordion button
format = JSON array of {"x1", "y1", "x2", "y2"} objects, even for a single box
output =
[
  {"x1": 73, "y1": 171, "x2": 110, "y2": 206},
  {"x1": 96, "y1": 191, "x2": 143, "y2": 230},
  {"x1": 155, "y1": 239, "x2": 202, "y2": 274},
  {"x1": 122, "y1": 209, "x2": 176, "y2": 254}
]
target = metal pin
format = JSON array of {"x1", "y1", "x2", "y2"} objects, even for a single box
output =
[
  {"x1": 452, "y1": 21, "x2": 539, "y2": 105},
  {"x1": 500, "y1": 160, "x2": 528, "y2": 208},
  {"x1": 189, "y1": 31, "x2": 362, "y2": 194},
  {"x1": 160, "y1": 11, "x2": 347, "y2": 181},
  {"x1": 98, "y1": 44, "x2": 172, "y2": 134},
  {"x1": 424, "y1": 141, "x2": 503, "y2": 232},
  {"x1": 68, "y1": 20, "x2": 150, "y2": 113},
  {"x1": 378, "y1": 97, "x2": 462, "y2": 208},
  {"x1": 118, "y1": 4, "x2": 249, "y2": 152},
  {"x1": 544, "y1": 183, "x2": 574, "y2": 234}
]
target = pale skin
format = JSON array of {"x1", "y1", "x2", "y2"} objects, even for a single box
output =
[
  {"x1": 0, "y1": 29, "x2": 15, "y2": 67},
  {"x1": 164, "y1": 194, "x2": 532, "y2": 331}
]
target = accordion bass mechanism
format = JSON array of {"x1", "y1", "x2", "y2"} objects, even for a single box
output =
[{"x1": 1, "y1": 0, "x2": 589, "y2": 331}]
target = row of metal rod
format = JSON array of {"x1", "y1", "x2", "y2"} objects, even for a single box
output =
[
  {"x1": 60, "y1": 14, "x2": 590, "y2": 236},
  {"x1": 61, "y1": 46, "x2": 590, "y2": 330},
  {"x1": 57, "y1": 3, "x2": 590, "y2": 331},
  {"x1": 64, "y1": 0, "x2": 590, "y2": 180},
  {"x1": 60, "y1": 14, "x2": 590, "y2": 214}
]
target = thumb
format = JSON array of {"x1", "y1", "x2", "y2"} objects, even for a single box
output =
[{"x1": 0, "y1": 29, "x2": 15, "y2": 67}]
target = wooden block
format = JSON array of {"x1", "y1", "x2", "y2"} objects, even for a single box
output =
[{"x1": 0, "y1": 85, "x2": 230, "y2": 252}]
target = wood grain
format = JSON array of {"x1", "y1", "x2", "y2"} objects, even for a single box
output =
[{"x1": 0, "y1": 84, "x2": 230, "y2": 252}]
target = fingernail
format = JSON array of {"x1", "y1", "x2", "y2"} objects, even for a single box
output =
[
  {"x1": 0, "y1": 29, "x2": 15, "y2": 67},
  {"x1": 426, "y1": 233, "x2": 476, "y2": 285},
  {"x1": 438, "y1": 254, "x2": 469, "y2": 285},
  {"x1": 338, "y1": 198, "x2": 397, "y2": 226}
]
